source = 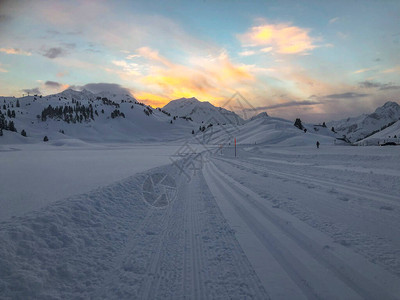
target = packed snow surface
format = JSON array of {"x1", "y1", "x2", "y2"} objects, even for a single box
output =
[{"x1": 1, "y1": 141, "x2": 400, "y2": 299}]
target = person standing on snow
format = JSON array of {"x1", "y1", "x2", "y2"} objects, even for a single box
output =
[{"x1": 316, "y1": 141, "x2": 320, "y2": 149}]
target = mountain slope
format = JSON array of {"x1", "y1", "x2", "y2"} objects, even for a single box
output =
[
  {"x1": 162, "y1": 97, "x2": 244, "y2": 125},
  {"x1": 359, "y1": 120, "x2": 400, "y2": 145},
  {"x1": 0, "y1": 89, "x2": 194, "y2": 144},
  {"x1": 328, "y1": 101, "x2": 400, "y2": 142},
  {"x1": 191, "y1": 112, "x2": 335, "y2": 147}
]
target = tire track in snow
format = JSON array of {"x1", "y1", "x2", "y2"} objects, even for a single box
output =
[
  {"x1": 183, "y1": 173, "x2": 206, "y2": 299},
  {"x1": 197, "y1": 169, "x2": 269, "y2": 299},
  {"x1": 0, "y1": 161, "x2": 269, "y2": 299},
  {"x1": 214, "y1": 156, "x2": 400, "y2": 250},
  {"x1": 204, "y1": 158, "x2": 400, "y2": 300},
  {"x1": 222, "y1": 157, "x2": 400, "y2": 208},
  {"x1": 138, "y1": 179, "x2": 186, "y2": 299},
  {"x1": 214, "y1": 156, "x2": 400, "y2": 242},
  {"x1": 181, "y1": 171, "x2": 269, "y2": 299}
]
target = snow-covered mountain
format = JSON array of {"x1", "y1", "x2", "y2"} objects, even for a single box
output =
[
  {"x1": 0, "y1": 89, "x2": 194, "y2": 144},
  {"x1": 248, "y1": 111, "x2": 268, "y2": 122},
  {"x1": 359, "y1": 119, "x2": 400, "y2": 145},
  {"x1": 162, "y1": 97, "x2": 244, "y2": 125},
  {"x1": 182, "y1": 111, "x2": 335, "y2": 147},
  {"x1": 328, "y1": 101, "x2": 400, "y2": 142},
  {"x1": 2, "y1": 89, "x2": 397, "y2": 147}
]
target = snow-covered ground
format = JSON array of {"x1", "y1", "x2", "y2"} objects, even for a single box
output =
[
  {"x1": 0, "y1": 142, "x2": 184, "y2": 220},
  {"x1": 1, "y1": 142, "x2": 400, "y2": 298}
]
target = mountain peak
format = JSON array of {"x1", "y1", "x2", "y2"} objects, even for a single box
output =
[
  {"x1": 250, "y1": 112, "x2": 269, "y2": 121},
  {"x1": 382, "y1": 101, "x2": 399, "y2": 108},
  {"x1": 162, "y1": 97, "x2": 244, "y2": 125},
  {"x1": 329, "y1": 100, "x2": 400, "y2": 142},
  {"x1": 174, "y1": 97, "x2": 200, "y2": 103}
]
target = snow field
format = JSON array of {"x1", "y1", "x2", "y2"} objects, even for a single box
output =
[
  {"x1": 1, "y1": 143, "x2": 399, "y2": 299},
  {"x1": 0, "y1": 158, "x2": 267, "y2": 299},
  {"x1": 0, "y1": 143, "x2": 185, "y2": 221}
]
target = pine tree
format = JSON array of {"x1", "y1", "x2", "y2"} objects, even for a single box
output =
[
  {"x1": 21, "y1": 129, "x2": 26, "y2": 137},
  {"x1": 16, "y1": 99, "x2": 20, "y2": 107},
  {"x1": 8, "y1": 121, "x2": 16, "y2": 132},
  {"x1": 43, "y1": 136, "x2": 49, "y2": 142},
  {"x1": 294, "y1": 118, "x2": 304, "y2": 130}
]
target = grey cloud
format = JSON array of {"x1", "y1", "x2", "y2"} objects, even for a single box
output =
[
  {"x1": 46, "y1": 29, "x2": 82, "y2": 36},
  {"x1": 45, "y1": 81, "x2": 61, "y2": 88},
  {"x1": 359, "y1": 80, "x2": 400, "y2": 90},
  {"x1": 22, "y1": 88, "x2": 41, "y2": 95},
  {"x1": 67, "y1": 30, "x2": 82, "y2": 35},
  {"x1": 74, "y1": 83, "x2": 132, "y2": 96},
  {"x1": 359, "y1": 81, "x2": 382, "y2": 89},
  {"x1": 85, "y1": 48, "x2": 101, "y2": 53},
  {"x1": 46, "y1": 29, "x2": 60, "y2": 35},
  {"x1": 0, "y1": 14, "x2": 12, "y2": 23},
  {"x1": 42, "y1": 47, "x2": 65, "y2": 59},
  {"x1": 246, "y1": 100, "x2": 322, "y2": 111},
  {"x1": 61, "y1": 43, "x2": 76, "y2": 49},
  {"x1": 379, "y1": 84, "x2": 400, "y2": 90},
  {"x1": 326, "y1": 92, "x2": 369, "y2": 99}
]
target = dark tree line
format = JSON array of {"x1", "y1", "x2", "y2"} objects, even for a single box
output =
[
  {"x1": 143, "y1": 106, "x2": 153, "y2": 116},
  {"x1": 97, "y1": 97, "x2": 120, "y2": 108},
  {"x1": 0, "y1": 110, "x2": 17, "y2": 135},
  {"x1": 40, "y1": 103, "x2": 95, "y2": 123},
  {"x1": 111, "y1": 109, "x2": 125, "y2": 119}
]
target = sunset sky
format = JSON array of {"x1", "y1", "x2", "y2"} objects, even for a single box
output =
[{"x1": 1, "y1": 0, "x2": 399, "y2": 121}]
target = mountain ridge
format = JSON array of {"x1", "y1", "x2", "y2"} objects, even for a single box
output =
[
  {"x1": 328, "y1": 101, "x2": 400, "y2": 142},
  {"x1": 162, "y1": 97, "x2": 245, "y2": 125}
]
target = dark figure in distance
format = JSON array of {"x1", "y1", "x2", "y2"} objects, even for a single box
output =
[{"x1": 316, "y1": 141, "x2": 320, "y2": 149}]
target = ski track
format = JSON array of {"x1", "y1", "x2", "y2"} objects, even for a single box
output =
[
  {"x1": 0, "y1": 160, "x2": 268, "y2": 299},
  {"x1": 214, "y1": 157, "x2": 400, "y2": 244},
  {"x1": 215, "y1": 156, "x2": 400, "y2": 229},
  {"x1": 212, "y1": 155, "x2": 400, "y2": 276},
  {"x1": 228, "y1": 157, "x2": 400, "y2": 207},
  {"x1": 203, "y1": 156, "x2": 400, "y2": 299}
]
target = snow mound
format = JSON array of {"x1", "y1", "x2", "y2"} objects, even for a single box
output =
[{"x1": 204, "y1": 116, "x2": 335, "y2": 146}]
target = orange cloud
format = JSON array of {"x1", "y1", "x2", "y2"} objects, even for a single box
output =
[
  {"x1": 239, "y1": 50, "x2": 256, "y2": 56},
  {"x1": 135, "y1": 92, "x2": 171, "y2": 107},
  {"x1": 56, "y1": 71, "x2": 69, "y2": 78},
  {"x1": 381, "y1": 66, "x2": 400, "y2": 73},
  {"x1": 353, "y1": 68, "x2": 372, "y2": 74},
  {"x1": 238, "y1": 23, "x2": 317, "y2": 54},
  {"x1": 137, "y1": 47, "x2": 173, "y2": 68},
  {"x1": 0, "y1": 48, "x2": 32, "y2": 56},
  {"x1": 131, "y1": 48, "x2": 254, "y2": 103}
]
